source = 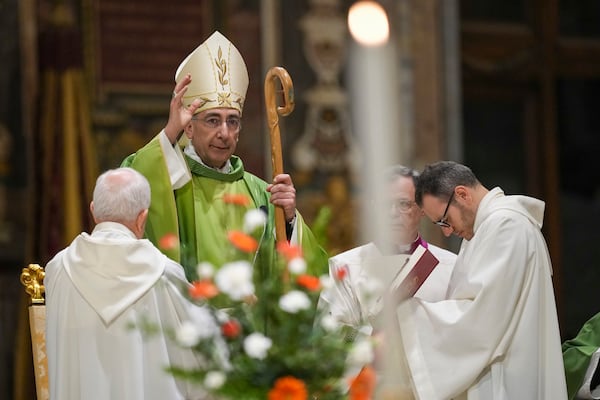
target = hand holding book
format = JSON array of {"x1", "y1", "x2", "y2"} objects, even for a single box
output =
[{"x1": 388, "y1": 244, "x2": 439, "y2": 303}]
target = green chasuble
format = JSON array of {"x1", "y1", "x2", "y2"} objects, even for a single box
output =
[
  {"x1": 122, "y1": 134, "x2": 328, "y2": 281},
  {"x1": 563, "y1": 312, "x2": 600, "y2": 399}
]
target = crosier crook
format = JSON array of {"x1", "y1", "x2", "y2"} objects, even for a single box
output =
[{"x1": 264, "y1": 67, "x2": 295, "y2": 244}]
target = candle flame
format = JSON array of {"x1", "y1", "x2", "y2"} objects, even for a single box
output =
[{"x1": 348, "y1": 1, "x2": 390, "y2": 46}]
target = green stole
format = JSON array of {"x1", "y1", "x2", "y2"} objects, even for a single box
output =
[
  {"x1": 563, "y1": 312, "x2": 600, "y2": 400},
  {"x1": 122, "y1": 135, "x2": 328, "y2": 281},
  {"x1": 177, "y1": 155, "x2": 276, "y2": 282}
]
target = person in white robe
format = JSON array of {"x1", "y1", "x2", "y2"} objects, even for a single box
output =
[
  {"x1": 318, "y1": 165, "x2": 456, "y2": 339},
  {"x1": 392, "y1": 160, "x2": 567, "y2": 400},
  {"x1": 45, "y1": 167, "x2": 221, "y2": 400}
]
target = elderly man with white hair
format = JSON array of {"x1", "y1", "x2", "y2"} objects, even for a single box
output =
[{"x1": 45, "y1": 167, "x2": 223, "y2": 400}]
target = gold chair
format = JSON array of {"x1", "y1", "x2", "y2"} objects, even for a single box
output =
[{"x1": 20, "y1": 264, "x2": 49, "y2": 400}]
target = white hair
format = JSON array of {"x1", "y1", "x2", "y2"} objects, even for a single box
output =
[{"x1": 92, "y1": 167, "x2": 150, "y2": 223}]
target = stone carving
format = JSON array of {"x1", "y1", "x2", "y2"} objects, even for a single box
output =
[{"x1": 293, "y1": 0, "x2": 360, "y2": 174}]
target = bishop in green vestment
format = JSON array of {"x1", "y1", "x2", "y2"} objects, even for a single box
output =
[
  {"x1": 122, "y1": 31, "x2": 328, "y2": 281},
  {"x1": 563, "y1": 312, "x2": 600, "y2": 399}
]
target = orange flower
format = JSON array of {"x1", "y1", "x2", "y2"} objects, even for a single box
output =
[
  {"x1": 296, "y1": 275, "x2": 321, "y2": 292},
  {"x1": 228, "y1": 230, "x2": 259, "y2": 253},
  {"x1": 276, "y1": 241, "x2": 303, "y2": 261},
  {"x1": 335, "y1": 265, "x2": 348, "y2": 281},
  {"x1": 189, "y1": 280, "x2": 219, "y2": 300},
  {"x1": 268, "y1": 376, "x2": 308, "y2": 400},
  {"x1": 221, "y1": 319, "x2": 241, "y2": 338},
  {"x1": 349, "y1": 365, "x2": 376, "y2": 400},
  {"x1": 222, "y1": 193, "x2": 251, "y2": 206},
  {"x1": 158, "y1": 233, "x2": 179, "y2": 251}
]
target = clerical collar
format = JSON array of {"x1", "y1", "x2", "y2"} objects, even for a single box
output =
[
  {"x1": 183, "y1": 143, "x2": 245, "y2": 182},
  {"x1": 396, "y1": 235, "x2": 428, "y2": 255},
  {"x1": 184, "y1": 142, "x2": 232, "y2": 173}
]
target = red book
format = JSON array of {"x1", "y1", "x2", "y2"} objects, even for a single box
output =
[{"x1": 389, "y1": 244, "x2": 439, "y2": 301}]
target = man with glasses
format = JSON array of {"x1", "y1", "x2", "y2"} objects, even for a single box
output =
[
  {"x1": 318, "y1": 165, "x2": 456, "y2": 341},
  {"x1": 388, "y1": 160, "x2": 567, "y2": 399},
  {"x1": 122, "y1": 31, "x2": 327, "y2": 279}
]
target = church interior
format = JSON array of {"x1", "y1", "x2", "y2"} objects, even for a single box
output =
[{"x1": 2, "y1": 0, "x2": 600, "y2": 398}]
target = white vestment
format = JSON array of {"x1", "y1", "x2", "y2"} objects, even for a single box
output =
[
  {"x1": 45, "y1": 222, "x2": 216, "y2": 400},
  {"x1": 396, "y1": 187, "x2": 568, "y2": 399},
  {"x1": 319, "y1": 240, "x2": 456, "y2": 334}
]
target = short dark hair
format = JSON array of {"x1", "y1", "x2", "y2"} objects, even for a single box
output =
[{"x1": 415, "y1": 161, "x2": 479, "y2": 206}]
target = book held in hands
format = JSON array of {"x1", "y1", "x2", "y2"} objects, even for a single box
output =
[
  {"x1": 389, "y1": 244, "x2": 439, "y2": 302},
  {"x1": 363, "y1": 244, "x2": 440, "y2": 311}
]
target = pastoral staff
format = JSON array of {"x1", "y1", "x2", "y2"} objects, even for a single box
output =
[{"x1": 122, "y1": 31, "x2": 327, "y2": 279}]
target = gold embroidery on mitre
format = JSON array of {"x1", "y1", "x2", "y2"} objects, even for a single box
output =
[
  {"x1": 175, "y1": 31, "x2": 248, "y2": 114},
  {"x1": 218, "y1": 92, "x2": 232, "y2": 107},
  {"x1": 183, "y1": 96, "x2": 212, "y2": 107},
  {"x1": 215, "y1": 47, "x2": 229, "y2": 89},
  {"x1": 234, "y1": 97, "x2": 244, "y2": 109}
]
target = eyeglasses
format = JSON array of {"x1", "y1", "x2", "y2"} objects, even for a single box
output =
[
  {"x1": 192, "y1": 115, "x2": 241, "y2": 131},
  {"x1": 433, "y1": 190, "x2": 455, "y2": 228},
  {"x1": 390, "y1": 199, "x2": 416, "y2": 213}
]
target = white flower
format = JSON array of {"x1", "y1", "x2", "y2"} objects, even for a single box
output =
[
  {"x1": 215, "y1": 261, "x2": 255, "y2": 301},
  {"x1": 176, "y1": 321, "x2": 201, "y2": 347},
  {"x1": 279, "y1": 290, "x2": 311, "y2": 313},
  {"x1": 213, "y1": 309, "x2": 230, "y2": 324},
  {"x1": 287, "y1": 257, "x2": 307, "y2": 275},
  {"x1": 320, "y1": 314, "x2": 340, "y2": 332},
  {"x1": 190, "y1": 306, "x2": 220, "y2": 339},
  {"x1": 243, "y1": 209, "x2": 267, "y2": 233},
  {"x1": 320, "y1": 274, "x2": 334, "y2": 290},
  {"x1": 337, "y1": 375, "x2": 352, "y2": 395},
  {"x1": 347, "y1": 338, "x2": 374, "y2": 366},
  {"x1": 204, "y1": 370, "x2": 226, "y2": 389},
  {"x1": 196, "y1": 262, "x2": 215, "y2": 279},
  {"x1": 243, "y1": 332, "x2": 272, "y2": 360}
]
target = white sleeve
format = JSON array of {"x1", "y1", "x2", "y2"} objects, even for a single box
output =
[
  {"x1": 577, "y1": 349, "x2": 600, "y2": 399},
  {"x1": 158, "y1": 130, "x2": 191, "y2": 189}
]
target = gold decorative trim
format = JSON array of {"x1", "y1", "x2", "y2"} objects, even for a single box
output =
[
  {"x1": 215, "y1": 46, "x2": 229, "y2": 88},
  {"x1": 218, "y1": 92, "x2": 232, "y2": 107},
  {"x1": 20, "y1": 263, "x2": 46, "y2": 305}
]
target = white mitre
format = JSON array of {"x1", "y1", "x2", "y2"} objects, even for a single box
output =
[{"x1": 175, "y1": 31, "x2": 249, "y2": 115}]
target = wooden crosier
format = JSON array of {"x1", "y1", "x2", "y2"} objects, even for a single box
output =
[{"x1": 264, "y1": 66, "x2": 295, "y2": 243}]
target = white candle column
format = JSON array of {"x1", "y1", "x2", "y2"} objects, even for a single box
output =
[
  {"x1": 347, "y1": 1, "x2": 400, "y2": 249},
  {"x1": 348, "y1": 2, "x2": 412, "y2": 396}
]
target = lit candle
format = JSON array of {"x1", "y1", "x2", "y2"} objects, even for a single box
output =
[
  {"x1": 348, "y1": 1, "x2": 399, "y2": 247},
  {"x1": 348, "y1": 2, "x2": 411, "y2": 395},
  {"x1": 348, "y1": 1, "x2": 389, "y2": 46}
]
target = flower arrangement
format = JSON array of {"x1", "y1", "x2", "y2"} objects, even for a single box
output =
[{"x1": 159, "y1": 194, "x2": 376, "y2": 400}]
